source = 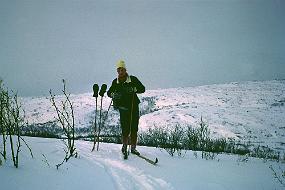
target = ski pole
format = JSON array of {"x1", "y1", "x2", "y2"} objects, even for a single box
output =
[
  {"x1": 91, "y1": 84, "x2": 99, "y2": 152},
  {"x1": 100, "y1": 99, "x2": 113, "y2": 130},
  {"x1": 128, "y1": 91, "x2": 135, "y2": 154},
  {"x1": 97, "y1": 84, "x2": 107, "y2": 151}
]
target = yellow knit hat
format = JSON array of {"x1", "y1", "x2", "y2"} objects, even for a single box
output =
[{"x1": 116, "y1": 60, "x2": 126, "y2": 69}]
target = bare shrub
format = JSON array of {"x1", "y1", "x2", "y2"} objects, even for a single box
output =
[
  {"x1": 49, "y1": 79, "x2": 78, "y2": 169},
  {"x1": 0, "y1": 80, "x2": 33, "y2": 168}
]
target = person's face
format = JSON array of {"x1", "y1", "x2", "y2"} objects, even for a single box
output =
[{"x1": 117, "y1": 67, "x2": 127, "y2": 78}]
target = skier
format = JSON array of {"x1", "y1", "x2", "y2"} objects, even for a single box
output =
[{"x1": 107, "y1": 60, "x2": 145, "y2": 157}]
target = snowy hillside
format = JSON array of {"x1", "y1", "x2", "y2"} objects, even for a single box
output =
[
  {"x1": 0, "y1": 137, "x2": 284, "y2": 190},
  {"x1": 21, "y1": 80, "x2": 285, "y2": 151}
]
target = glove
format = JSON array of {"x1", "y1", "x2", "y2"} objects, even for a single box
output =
[
  {"x1": 126, "y1": 87, "x2": 137, "y2": 93},
  {"x1": 111, "y1": 92, "x2": 121, "y2": 100}
]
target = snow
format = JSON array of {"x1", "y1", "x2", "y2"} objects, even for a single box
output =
[
  {"x1": 0, "y1": 137, "x2": 284, "y2": 190},
  {"x1": 3, "y1": 80, "x2": 283, "y2": 189},
  {"x1": 21, "y1": 80, "x2": 285, "y2": 151}
]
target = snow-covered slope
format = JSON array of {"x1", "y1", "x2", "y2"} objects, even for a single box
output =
[
  {"x1": 0, "y1": 137, "x2": 284, "y2": 190},
  {"x1": 22, "y1": 80, "x2": 285, "y2": 150},
  {"x1": 140, "y1": 80, "x2": 285, "y2": 151}
]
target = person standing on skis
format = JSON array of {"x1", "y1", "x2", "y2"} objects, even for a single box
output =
[{"x1": 107, "y1": 60, "x2": 145, "y2": 156}]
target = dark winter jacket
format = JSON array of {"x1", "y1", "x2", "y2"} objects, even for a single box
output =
[{"x1": 107, "y1": 75, "x2": 145, "y2": 109}]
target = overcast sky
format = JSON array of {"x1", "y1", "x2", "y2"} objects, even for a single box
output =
[{"x1": 0, "y1": 0, "x2": 284, "y2": 97}]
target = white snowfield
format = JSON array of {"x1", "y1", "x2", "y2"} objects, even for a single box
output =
[
  {"x1": 1, "y1": 80, "x2": 285, "y2": 190},
  {"x1": 22, "y1": 80, "x2": 285, "y2": 150},
  {"x1": 0, "y1": 137, "x2": 284, "y2": 190}
]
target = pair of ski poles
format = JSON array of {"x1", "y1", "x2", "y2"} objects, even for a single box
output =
[{"x1": 91, "y1": 83, "x2": 112, "y2": 151}]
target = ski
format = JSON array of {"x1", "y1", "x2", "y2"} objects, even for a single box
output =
[
  {"x1": 122, "y1": 151, "x2": 158, "y2": 165},
  {"x1": 134, "y1": 154, "x2": 158, "y2": 165}
]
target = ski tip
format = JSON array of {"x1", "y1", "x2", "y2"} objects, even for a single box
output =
[{"x1": 155, "y1": 158, "x2": 158, "y2": 164}]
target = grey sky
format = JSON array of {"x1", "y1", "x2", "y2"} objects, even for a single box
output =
[{"x1": 0, "y1": 0, "x2": 284, "y2": 97}]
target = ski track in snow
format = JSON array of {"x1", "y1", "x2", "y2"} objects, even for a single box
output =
[
  {"x1": 78, "y1": 142, "x2": 174, "y2": 190},
  {"x1": 1, "y1": 137, "x2": 284, "y2": 190}
]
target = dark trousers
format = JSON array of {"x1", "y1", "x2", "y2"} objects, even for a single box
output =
[{"x1": 119, "y1": 104, "x2": 139, "y2": 146}]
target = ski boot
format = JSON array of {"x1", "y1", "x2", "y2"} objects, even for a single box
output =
[
  {"x1": 131, "y1": 146, "x2": 140, "y2": 156},
  {"x1": 121, "y1": 144, "x2": 128, "y2": 159}
]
